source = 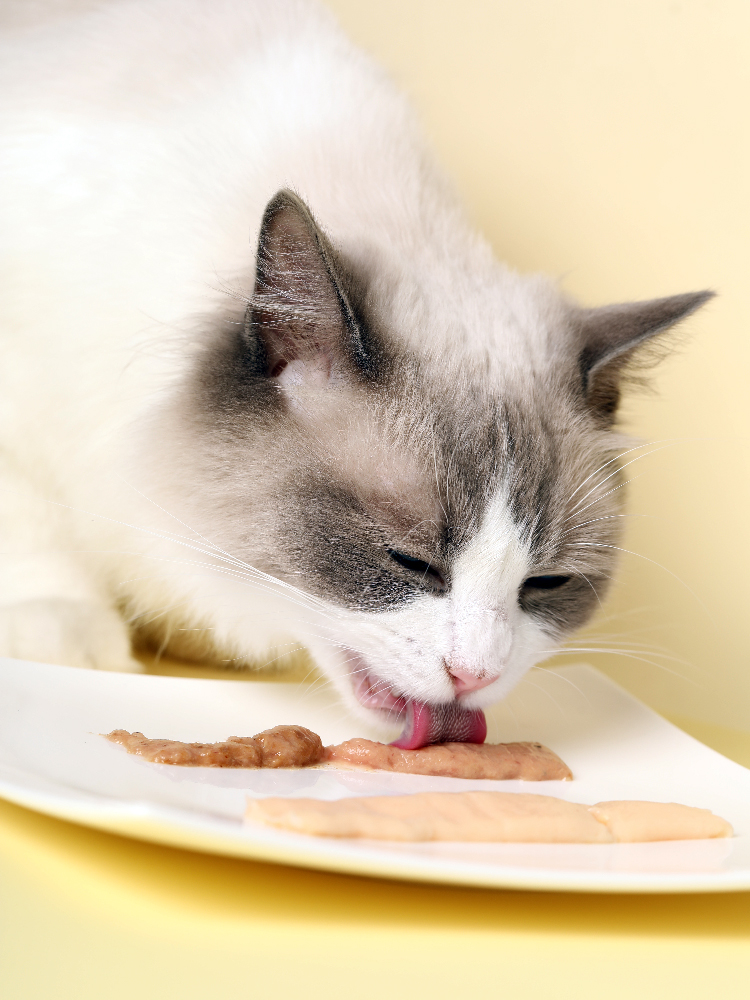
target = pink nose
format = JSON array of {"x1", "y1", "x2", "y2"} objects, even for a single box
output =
[{"x1": 448, "y1": 665, "x2": 497, "y2": 695}]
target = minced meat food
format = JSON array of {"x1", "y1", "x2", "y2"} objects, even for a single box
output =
[{"x1": 104, "y1": 725, "x2": 324, "y2": 768}]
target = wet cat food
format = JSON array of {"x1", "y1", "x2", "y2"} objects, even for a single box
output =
[
  {"x1": 105, "y1": 727, "x2": 572, "y2": 780},
  {"x1": 104, "y1": 725, "x2": 324, "y2": 768},
  {"x1": 323, "y1": 738, "x2": 572, "y2": 780}
]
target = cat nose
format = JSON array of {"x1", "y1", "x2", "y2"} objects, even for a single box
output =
[{"x1": 447, "y1": 663, "x2": 497, "y2": 694}]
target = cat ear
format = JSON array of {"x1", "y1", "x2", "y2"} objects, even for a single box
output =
[
  {"x1": 576, "y1": 290, "x2": 714, "y2": 420},
  {"x1": 245, "y1": 189, "x2": 367, "y2": 391}
]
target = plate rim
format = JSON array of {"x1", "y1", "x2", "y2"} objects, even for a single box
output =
[{"x1": 2, "y1": 657, "x2": 749, "y2": 895}]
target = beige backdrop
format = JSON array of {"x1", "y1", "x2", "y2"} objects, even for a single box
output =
[{"x1": 323, "y1": 0, "x2": 750, "y2": 730}]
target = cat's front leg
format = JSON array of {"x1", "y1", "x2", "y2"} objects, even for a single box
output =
[
  {"x1": 0, "y1": 597, "x2": 142, "y2": 672},
  {"x1": 0, "y1": 464, "x2": 142, "y2": 672}
]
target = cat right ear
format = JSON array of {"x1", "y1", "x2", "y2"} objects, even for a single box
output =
[
  {"x1": 244, "y1": 189, "x2": 369, "y2": 392},
  {"x1": 576, "y1": 290, "x2": 714, "y2": 422}
]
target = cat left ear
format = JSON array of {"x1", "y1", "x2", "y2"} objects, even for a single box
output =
[
  {"x1": 245, "y1": 189, "x2": 368, "y2": 391},
  {"x1": 576, "y1": 290, "x2": 714, "y2": 420}
]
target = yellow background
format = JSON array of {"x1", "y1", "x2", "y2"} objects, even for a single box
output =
[{"x1": 4, "y1": 3, "x2": 750, "y2": 997}]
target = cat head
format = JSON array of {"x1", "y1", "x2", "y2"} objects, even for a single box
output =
[{"x1": 177, "y1": 189, "x2": 711, "y2": 732}]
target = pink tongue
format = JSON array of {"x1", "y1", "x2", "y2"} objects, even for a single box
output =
[{"x1": 390, "y1": 700, "x2": 487, "y2": 750}]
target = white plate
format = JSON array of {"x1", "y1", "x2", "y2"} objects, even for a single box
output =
[{"x1": 1, "y1": 657, "x2": 749, "y2": 893}]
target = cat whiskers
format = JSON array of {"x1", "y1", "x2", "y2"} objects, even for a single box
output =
[
  {"x1": 117, "y1": 548, "x2": 336, "y2": 620},
  {"x1": 112, "y1": 476, "x2": 334, "y2": 615},
  {"x1": 569, "y1": 633, "x2": 692, "y2": 659},
  {"x1": 574, "y1": 542, "x2": 710, "y2": 616},
  {"x1": 565, "y1": 440, "x2": 681, "y2": 516},
  {"x1": 567, "y1": 567, "x2": 608, "y2": 608},
  {"x1": 561, "y1": 513, "x2": 649, "y2": 538},
  {"x1": 27, "y1": 491, "x2": 358, "y2": 661},
  {"x1": 543, "y1": 645, "x2": 698, "y2": 684},
  {"x1": 563, "y1": 473, "x2": 640, "y2": 525}
]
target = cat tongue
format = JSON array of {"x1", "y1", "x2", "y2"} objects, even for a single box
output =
[{"x1": 390, "y1": 700, "x2": 487, "y2": 750}]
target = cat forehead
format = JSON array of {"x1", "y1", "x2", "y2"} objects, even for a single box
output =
[
  {"x1": 343, "y1": 268, "x2": 605, "y2": 555},
  {"x1": 351, "y1": 242, "x2": 572, "y2": 384},
  {"x1": 299, "y1": 367, "x2": 610, "y2": 562}
]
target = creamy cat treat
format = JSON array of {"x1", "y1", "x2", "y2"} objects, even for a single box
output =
[
  {"x1": 245, "y1": 791, "x2": 733, "y2": 843},
  {"x1": 586, "y1": 800, "x2": 732, "y2": 843}
]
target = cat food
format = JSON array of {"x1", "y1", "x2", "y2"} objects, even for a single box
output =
[
  {"x1": 586, "y1": 800, "x2": 733, "y2": 844},
  {"x1": 323, "y1": 738, "x2": 572, "y2": 780},
  {"x1": 105, "y1": 726, "x2": 572, "y2": 780},
  {"x1": 245, "y1": 791, "x2": 733, "y2": 843},
  {"x1": 104, "y1": 725, "x2": 324, "y2": 768}
]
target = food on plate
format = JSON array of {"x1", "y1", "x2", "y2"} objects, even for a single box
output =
[
  {"x1": 245, "y1": 790, "x2": 733, "y2": 843},
  {"x1": 246, "y1": 791, "x2": 607, "y2": 842},
  {"x1": 104, "y1": 725, "x2": 324, "y2": 768},
  {"x1": 323, "y1": 739, "x2": 572, "y2": 780},
  {"x1": 104, "y1": 725, "x2": 573, "y2": 780},
  {"x1": 252, "y1": 726, "x2": 326, "y2": 767},
  {"x1": 587, "y1": 800, "x2": 733, "y2": 843}
]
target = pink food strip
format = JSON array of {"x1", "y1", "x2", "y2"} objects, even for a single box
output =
[
  {"x1": 104, "y1": 725, "x2": 324, "y2": 768},
  {"x1": 589, "y1": 800, "x2": 733, "y2": 842},
  {"x1": 323, "y1": 738, "x2": 572, "y2": 780},
  {"x1": 247, "y1": 791, "x2": 607, "y2": 842},
  {"x1": 245, "y1": 791, "x2": 733, "y2": 843}
]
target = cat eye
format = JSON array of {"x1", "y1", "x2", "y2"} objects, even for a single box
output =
[
  {"x1": 522, "y1": 575, "x2": 571, "y2": 591},
  {"x1": 387, "y1": 549, "x2": 446, "y2": 590}
]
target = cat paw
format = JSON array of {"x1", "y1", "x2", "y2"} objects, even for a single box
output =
[{"x1": 0, "y1": 598, "x2": 143, "y2": 672}]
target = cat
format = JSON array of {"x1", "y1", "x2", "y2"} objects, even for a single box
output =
[{"x1": 0, "y1": 0, "x2": 710, "y2": 738}]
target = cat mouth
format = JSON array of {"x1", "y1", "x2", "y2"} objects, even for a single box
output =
[{"x1": 351, "y1": 668, "x2": 487, "y2": 750}]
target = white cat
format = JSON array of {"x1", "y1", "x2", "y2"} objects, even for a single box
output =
[{"x1": 0, "y1": 0, "x2": 709, "y2": 743}]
